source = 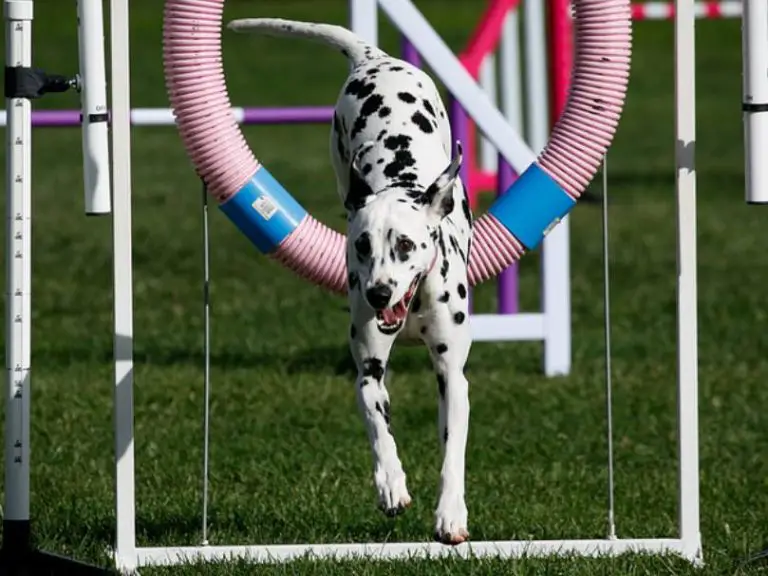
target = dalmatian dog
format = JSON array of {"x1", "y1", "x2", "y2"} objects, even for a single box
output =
[{"x1": 228, "y1": 18, "x2": 474, "y2": 545}]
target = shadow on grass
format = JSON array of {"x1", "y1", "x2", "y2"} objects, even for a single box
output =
[
  {"x1": 77, "y1": 507, "x2": 423, "y2": 551},
  {"x1": 33, "y1": 342, "x2": 445, "y2": 377}
]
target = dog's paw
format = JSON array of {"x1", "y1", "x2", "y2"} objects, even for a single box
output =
[
  {"x1": 375, "y1": 468, "x2": 412, "y2": 517},
  {"x1": 434, "y1": 495, "x2": 469, "y2": 545}
]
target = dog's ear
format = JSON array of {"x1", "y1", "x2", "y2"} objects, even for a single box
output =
[
  {"x1": 425, "y1": 140, "x2": 463, "y2": 221},
  {"x1": 345, "y1": 142, "x2": 376, "y2": 212}
]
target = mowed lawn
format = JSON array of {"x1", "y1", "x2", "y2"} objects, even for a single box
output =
[{"x1": 1, "y1": 0, "x2": 766, "y2": 574}]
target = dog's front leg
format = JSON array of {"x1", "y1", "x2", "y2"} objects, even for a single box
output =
[
  {"x1": 349, "y1": 307, "x2": 412, "y2": 516},
  {"x1": 426, "y1": 308, "x2": 471, "y2": 544}
]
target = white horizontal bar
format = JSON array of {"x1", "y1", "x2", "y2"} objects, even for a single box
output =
[
  {"x1": 119, "y1": 538, "x2": 697, "y2": 571},
  {"x1": 470, "y1": 313, "x2": 545, "y2": 341}
]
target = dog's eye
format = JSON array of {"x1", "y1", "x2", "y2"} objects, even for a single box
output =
[
  {"x1": 396, "y1": 238, "x2": 415, "y2": 253},
  {"x1": 355, "y1": 233, "x2": 371, "y2": 257}
]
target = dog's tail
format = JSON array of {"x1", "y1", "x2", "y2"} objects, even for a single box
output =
[{"x1": 227, "y1": 18, "x2": 387, "y2": 68}]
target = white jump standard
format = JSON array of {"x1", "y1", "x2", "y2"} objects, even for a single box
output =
[{"x1": 1, "y1": 0, "x2": 112, "y2": 572}]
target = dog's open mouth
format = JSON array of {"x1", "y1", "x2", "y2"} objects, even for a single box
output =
[{"x1": 375, "y1": 275, "x2": 421, "y2": 333}]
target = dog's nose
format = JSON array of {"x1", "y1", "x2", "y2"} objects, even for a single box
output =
[{"x1": 366, "y1": 284, "x2": 393, "y2": 310}]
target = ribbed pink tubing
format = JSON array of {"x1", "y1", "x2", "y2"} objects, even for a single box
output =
[{"x1": 163, "y1": 0, "x2": 631, "y2": 296}]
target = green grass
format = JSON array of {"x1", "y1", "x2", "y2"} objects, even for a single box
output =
[{"x1": 1, "y1": 0, "x2": 767, "y2": 574}]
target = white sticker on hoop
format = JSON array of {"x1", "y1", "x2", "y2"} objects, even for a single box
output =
[{"x1": 252, "y1": 195, "x2": 278, "y2": 221}]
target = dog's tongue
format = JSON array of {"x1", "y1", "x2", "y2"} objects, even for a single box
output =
[{"x1": 381, "y1": 301, "x2": 407, "y2": 325}]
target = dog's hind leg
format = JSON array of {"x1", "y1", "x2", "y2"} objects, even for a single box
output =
[
  {"x1": 424, "y1": 304, "x2": 472, "y2": 544},
  {"x1": 349, "y1": 308, "x2": 412, "y2": 516}
]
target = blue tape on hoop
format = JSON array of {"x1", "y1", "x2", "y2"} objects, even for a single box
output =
[
  {"x1": 488, "y1": 163, "x2": 576, "y2": 250},
  {"x1": 219, "y1": 167, "x2": 307, "y2": 253}
]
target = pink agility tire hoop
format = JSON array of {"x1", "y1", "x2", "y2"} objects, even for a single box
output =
[{"x1": 162, "y1": 0, "x2": 632, "y2": 295}]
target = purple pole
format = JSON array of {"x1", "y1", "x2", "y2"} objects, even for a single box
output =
[
  {"x1": 449, "y1": 96, "x2": 474, "y2": 313},
  {"x1": 3, "y1": 106, "x2": 336, "y2": 128},
  {"x1": 497, "y1": 157, "x2": 519, "y2": 314},
  {"x1": 401, "y1": 35, "x2": 422, "y2": 68},
  {"x1": 241, "y1": 106, "x2": 334, "y2": 124}
]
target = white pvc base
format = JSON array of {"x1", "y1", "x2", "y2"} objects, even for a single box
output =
[{"x1": 114, "y1": 538, "x2": 702, "y2": 573}]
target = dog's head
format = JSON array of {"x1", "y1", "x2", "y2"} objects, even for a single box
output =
[{"x1": 345, "y1": 141, "x2": 463, "y2": 332}]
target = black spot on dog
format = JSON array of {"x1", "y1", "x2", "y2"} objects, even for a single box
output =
[
  {"x1": 461, "y1": 197, "x2": 472, "y2": 223},
  {"x1": 453, "y1": 312, "x2": 466, "y2": 324},
  {"x1": 437, "y1": 228, "x2": 447, "y2": 257},
  {"x1": 348, "y1": 271, "x2": 360, "y2": 289},
  {"x1": 377, "y1": 158, "x2": 385, "y2": 164},
  {"x1": 440, "y1": 259, "x2": 449, "y2": 280},
  {"x1": 361, "y1": 94, "x2": 384, "y2": 117},
  {"x1": 355, "y1": 233, "x2": 371, "y2": 261},
  {"x1": 350, "y1": 324, "x2": 357, "y2": 339},
  {"x1": 436, "y1": 343, "x2": 448, "y2": 354},
  {"x1": 420, "y1": 326, "x2": 427, "y2": 334},
  {"x1": 449, "y1": 234, "x2": 460, "y2": 253},
  {"x1": 366, "y1": 67, "x2": 380, "y2": 76},
  {"x1": 362, "y1": 163, "x2": 373, "y2": 175},
  {"x1": 389, "y1": 248, "x2": 395, "y2": 261},
  {"x1": 378, "y1": 106, "x2": 392, "y2": 118},
  {"x1": 423, "y1": 99, "x2": 436, "y2": 117},
  {"x1": 332, "y1": 113, "x2": 348, "y2": 162},
  {"x1": 421, "y1": 243, "x2": 427, "y2": 249},
  {"x1": 377, "y1": 129, "x2": 387, "y2": 141},
  {"x1": 375, "y1": 401, "x2": 391, "y2": 426},
  {"x1": 390, "y1": 65, "x2": 404, "y2": 71},
  {"x1": 345, "y1": 78, "x2": 376, "y2": 99},
  {"x1": 437, "y1": 374, "x2": 446, "y2": 398},
  {"x1": 346, "y1": 169, "x2": 375, "y2": 212},
  {"x1": 457, "y1": 283, "x2": 467, "y2": 299},
  {"x1": 411, "y1": 296, "x2": 422, "y2": 313},
  {"x1": 438, "y1": 291, "x2": 450, "y2": 303},
  {"x1": 350, "y1": 117, "x2": 367, "y2": 139},
  {"x1": 384, "y1": 134, "x2": 412, "y2": 151},
  {"x1": 411, "y1": 111, "x2": 433, "y2": 133},
  {"x1": 443, "y1": 427, "x2": 448, "y2": 442},
  {"x1": 363, "y1": 357, "x2": 385, "y2": 381},
  {"x1": 384, "y1": 150, "x2": 416, "y2": 178},
  {"x1": 396, "y1": 173, "x2": 418, "y2": 184},
  {"x1": 405, "y1": 189, "x2": 429, "y2": 205},
  {"x1": 397, "y1": 91, "x2": 417, "y2": 103}
]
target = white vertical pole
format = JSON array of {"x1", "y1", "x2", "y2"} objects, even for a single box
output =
[
  {"x1": 523, "y1": 0, "x2": 548, "y2": 154},
  {"x1": 499, "y1": 10, "x2": 523, "y2": 136},
  {"x1": 741, "y1": 0, "x2": 768, "y2": 203},
  {"x1": 479, "y1": 54, "x2": 498, "y2": 173},
  {"x1": 526, "y1": 0, "x2": 570, "y2": 378},
  {"x1": 349, "y1": 0, "x2": 378, "y2": 45},
  {"x1": 4, "y1": 0, "x2": 33, "y2": 528},
  {"x1": 111, "y1": 0, "x2": 137, "y2": 568},
  {"x1": 674, "y1": 0, "x2": 702, "y2": 563},
  {"x1": 77, "y1": 0, "x2": 112, "y2": 215}
]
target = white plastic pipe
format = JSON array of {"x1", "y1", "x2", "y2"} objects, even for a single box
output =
[
  {"x1": 77, "y1": 0, "x2": 112, "y2": 214},
  {"x1": 4, "y1": 0, "x2": 33, "y2": 525},
  {"x1": 675, "y1": 0, "x2": 702, "y2": 560},
  {"x1": 742, "y1": 0, "x2": 768, "y2": 203},
  {"x1": 111, "y1": 0, "x2": 137, "y2": 564},
  {"x1": 479, "y1": 54, "x2": 499, "y2": 172}
]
